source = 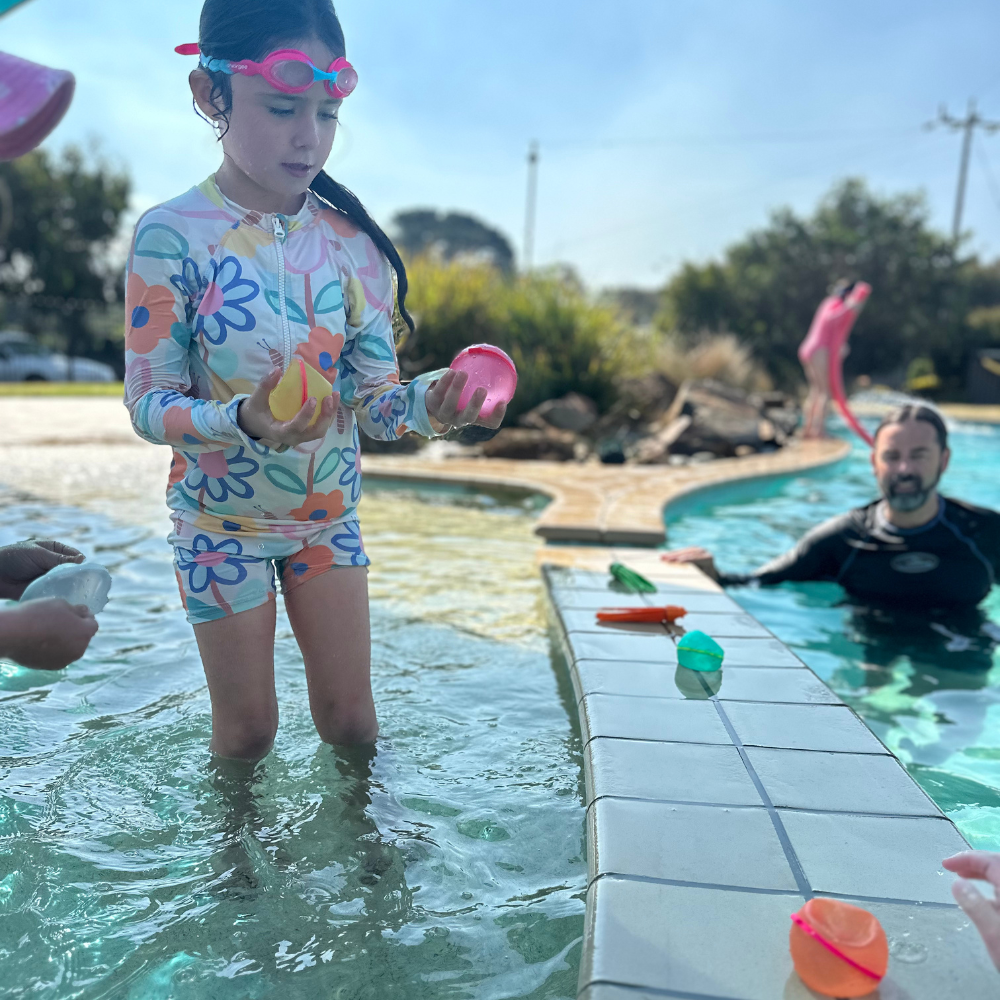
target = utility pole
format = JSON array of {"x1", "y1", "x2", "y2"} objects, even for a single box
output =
[
  {"x1": 523, "y1": 140, "x2": 539, "y2": 271},
  {"x1": 927, "y1": 99, "x2": 1000, "y2": 241}
]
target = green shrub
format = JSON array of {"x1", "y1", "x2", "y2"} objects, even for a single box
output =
[{"x1": 400, "y1": 258, "x2": 638, "y2": 419}]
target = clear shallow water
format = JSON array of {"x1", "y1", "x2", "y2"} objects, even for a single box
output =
[
  {"x1": 0, "y1": 488, "x2": 584, "y2": 999},
  {"x1": 666, "y1": 421, "x2": 1000, "y2": 851}
]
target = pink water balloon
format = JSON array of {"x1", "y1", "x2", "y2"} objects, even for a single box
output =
[{"x1": 450, "y1": 344, "x2": 517, "y2": 418}]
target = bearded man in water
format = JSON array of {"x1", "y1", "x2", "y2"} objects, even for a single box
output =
[{"x1": 664, "y1": 404, "x2": 1000, "y2": 610}]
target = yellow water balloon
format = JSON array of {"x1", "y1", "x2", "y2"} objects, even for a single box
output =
[{"x1": 269, "y1": 358, "x2": 334, "y2": 426}]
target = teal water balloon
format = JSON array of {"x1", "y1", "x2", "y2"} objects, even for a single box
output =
[{"x1": 676, "y1": 630, "x2": 724, "y2": 672}]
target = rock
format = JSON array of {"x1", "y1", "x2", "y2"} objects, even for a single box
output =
[
  {"x1": 360, "y1": 431, "x2": 423, "y2": 454},
  {"x1": 630, "y1": 415, "x2": 691, "y2": 464},
  {"x1": 447, "y1": 425, "x2": 502, "y2": 445},
  {"x1": 633, "y1": 379, "x2": 793, "y2": 462},
  {"x1": 596, "y1": 439, "x2": 627, "y2": 464},
  {"x1": 480, "y1": 427, "x2": 578, "y2": 461},
  {"x1": 520, "y1": 392, "x2": 598, "y2": 433},
  {"x1": 591, "y1": 373, "x2": 678, "y2": 439}
]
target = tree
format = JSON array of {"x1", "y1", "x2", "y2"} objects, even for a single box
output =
[
  {"x1": 393, "y1": 209, "x2": 515, "y2": 274},
  {"x1": 0, "y1": 146, "x2": 130, "y2": 371},
  {"x1": 658, "y1": 179, "x2": 1000, "y2": 393}
]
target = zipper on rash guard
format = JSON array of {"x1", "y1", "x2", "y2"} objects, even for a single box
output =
[{"x1": 272, "y1": 216, "x2": 291, "y2": 369}]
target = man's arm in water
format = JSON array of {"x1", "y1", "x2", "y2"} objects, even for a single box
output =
[{"x1": 663, "y1": 512, "x2": 853, "y2": 586}]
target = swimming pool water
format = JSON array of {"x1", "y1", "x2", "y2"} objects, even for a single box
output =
[
  {"x1": 666, "y1": 422, "x2": 1000, "y2": 851},
  {"x1": 0, "y1": 489, "x2": 584, "y2": 999}
]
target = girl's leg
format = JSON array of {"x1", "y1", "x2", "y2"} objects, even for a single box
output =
[
  {"x1": 802, "y1": 353, "x2": 830, "y2": 438},
  {"x1": 193, "y1": 600, "x2": 280, "y2": 761},
  {"x1": 284, "y1": 566, "x2": 378, "y2": 746}
]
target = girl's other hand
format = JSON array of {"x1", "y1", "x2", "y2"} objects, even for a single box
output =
[
  {"x1": 943, "y1": 851, "x2": 1000, "y2": 971},
  {"x1": 238, "y1": 367, "x2": 339, "y2": 448},
  {"x1": 426, "y1": 369, "x2": 507, "y2": 435}
]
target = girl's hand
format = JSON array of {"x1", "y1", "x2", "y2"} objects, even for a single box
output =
[
  {"x1": 426, "y1": 369, "x2": 507, "y2": 435},
  {"x1": 237, "y1": 367, "x2": 339, "y2": 448}
]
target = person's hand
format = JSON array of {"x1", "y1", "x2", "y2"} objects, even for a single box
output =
[
  {"x1": 661, "y1": 546, "x2": 720, "y2": 582},
  {"x1": 0, "y1": 598, "x2": 98, "y2": 670},
  {"x1": 237, "y1": 368, "x2": 339, "y2": 448},
  {"x1": 943, "y1": 851, "x2": 1000, "y2": 971},
  {"x1": 425, "y1": 369, "x2": 507, "y2": 435},
  {"x1": 0, "y1": 539, "x2": 84, "y2": 599}
]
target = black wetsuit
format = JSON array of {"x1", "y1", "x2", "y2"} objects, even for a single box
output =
[{"x1": 720, "y1": 497, "x2": 1000, "y2": 608}]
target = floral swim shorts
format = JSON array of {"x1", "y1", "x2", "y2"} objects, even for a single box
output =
[{"x1": 169, "y1": 516, "x2": 369, "y2": 624}]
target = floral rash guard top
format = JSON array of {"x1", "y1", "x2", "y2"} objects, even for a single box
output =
[{"x1": 124, "y1": 176, "x2": 442, "y2": 536}]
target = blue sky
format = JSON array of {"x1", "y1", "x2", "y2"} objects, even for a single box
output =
[{"x1": 3, "y1": 0, "x2": 1000, "y2": 288}]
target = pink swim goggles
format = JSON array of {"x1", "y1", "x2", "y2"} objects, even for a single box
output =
[{"x1": 175, "y1": 43, "x2": 358, "y2": 100}]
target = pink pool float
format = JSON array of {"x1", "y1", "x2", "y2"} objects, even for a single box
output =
[
  {"x1": 449, "y1": 344, "x2": 517, "y2": 419},
  {"x1": 0, "y1": 50, "x2": 75, "y2": 161}
]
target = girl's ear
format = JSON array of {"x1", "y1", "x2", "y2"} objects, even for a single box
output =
[{"x1": 189, "y1": 69, "x2": 222, "y2": 122}]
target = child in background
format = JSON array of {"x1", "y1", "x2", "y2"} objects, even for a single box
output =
[
  {"x1": 798, "y1": 280, "x2": 870, "y2": 439},
  {"x1": 124, "y1": 0, "x2": 502, "y2": 760}
]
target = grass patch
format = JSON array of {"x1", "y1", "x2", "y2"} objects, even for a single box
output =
[{"x1": 0, "y1": 382, "x2": 124, "y2": 396}]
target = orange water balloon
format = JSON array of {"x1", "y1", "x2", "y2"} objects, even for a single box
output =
[{"x1": 790, "y1": 898, "x2": 888, "y2": 997}]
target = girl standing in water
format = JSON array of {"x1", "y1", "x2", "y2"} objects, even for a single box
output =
[{"x1": 125, "y1": 0, "x2": 501, "y2": 760}]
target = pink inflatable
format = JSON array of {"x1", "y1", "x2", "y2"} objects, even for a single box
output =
[
  {"x1": 798, "y1": 282, "x2": 872, "y2": 445},
  {"x1": 0, "y1": 50, "x2": 75, "y2": 161}
]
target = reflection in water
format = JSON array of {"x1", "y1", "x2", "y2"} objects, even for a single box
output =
[
  {"x1": 674, "y1": 665, "x2": 723, "y2": 699},
  {"x1": 0, "y1": 488, "x2": 585, "y2": 998}
]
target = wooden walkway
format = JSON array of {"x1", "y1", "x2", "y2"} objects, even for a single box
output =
[{"x1": 364, "y1": 437, "x2": 850, "y2": 547}]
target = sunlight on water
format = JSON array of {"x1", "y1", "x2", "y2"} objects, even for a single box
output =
[
  {"x1": 667, "y1": 422, "x2": 1000, "y2": 850},
  {"x1": 0, "y1": 487, "x2": 584, "y2": 999}
]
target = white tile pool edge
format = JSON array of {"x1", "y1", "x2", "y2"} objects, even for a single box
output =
[{"x1": 541, "y1": 557, "x2": 998, "y2": 1000}]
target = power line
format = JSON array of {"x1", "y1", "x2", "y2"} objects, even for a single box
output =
[
  {"x1": 925, "y1": 99, "x2": 1000, "y2": 240},
  {"x1": 541, "y1": 126, "x2": 922, "y2": 152}
]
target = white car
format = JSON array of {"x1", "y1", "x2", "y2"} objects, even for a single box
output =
[{"x1": 0, "y1": 331, "x2": 116, "y2": 382}]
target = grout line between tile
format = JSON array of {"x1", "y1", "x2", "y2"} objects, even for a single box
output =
[
  {"x1": 814, "y1": 890, "x2": 961, "y2": 910},
  {"x1": 575, "y1": 689, "x2": 839, "y2": 708},
  {"x1": 581, "y1": 730, "x2": 888, "y2": 755},
  {"x1": 588, "y1": 793, "x2": 943, "y2": 820},
  {"x1": 585, "y1": 979, "x2": 743, "y2": 1000},
  {"x1": 594, "y1": 873, "x2": 962, "y2": 910},
  {"x1": 705, "y1": 687, "x2": 813, "y2": 899},
  {"x1": 593, "y1": 871, "x2": 803, "y2": 896}
]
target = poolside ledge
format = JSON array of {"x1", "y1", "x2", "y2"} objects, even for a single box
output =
[
  {"x1": 363, "y1": 437, "x2": 849, "y2": 547},
  {"x1": 540, "y1": 549, "x2": 996, "y2": 999}
]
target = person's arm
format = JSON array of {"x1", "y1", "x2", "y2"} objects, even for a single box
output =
[
  {"x1": 743, "y1": 519, "x2": 847, "y2": 585},
  {"x1": 661, "y1": 515, "x2": 849, "y2": 586},
  {"x1": 943, "y1": 852, "x2": 1000, "y2": 972},
  {"x1": 123, "y1": 211, "x2": 268, "y2": 453},
  {"x1": 0, "y1": 599, "x2": 97, "y2": 670},
  {"x1": 0, "y1": 539, "x2": 84, "y2": 599},
  {"x1": 336, "y1": 242, "x2": 445, "y2": 441}
]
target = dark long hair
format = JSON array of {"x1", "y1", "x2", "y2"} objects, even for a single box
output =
[{"x1": 195, "y1": 0, "x2": 414, "y2": 332}]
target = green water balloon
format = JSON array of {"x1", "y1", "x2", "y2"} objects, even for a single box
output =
[{"x1": 676, "y1": 630, "x2": 725, "y2": 672}]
